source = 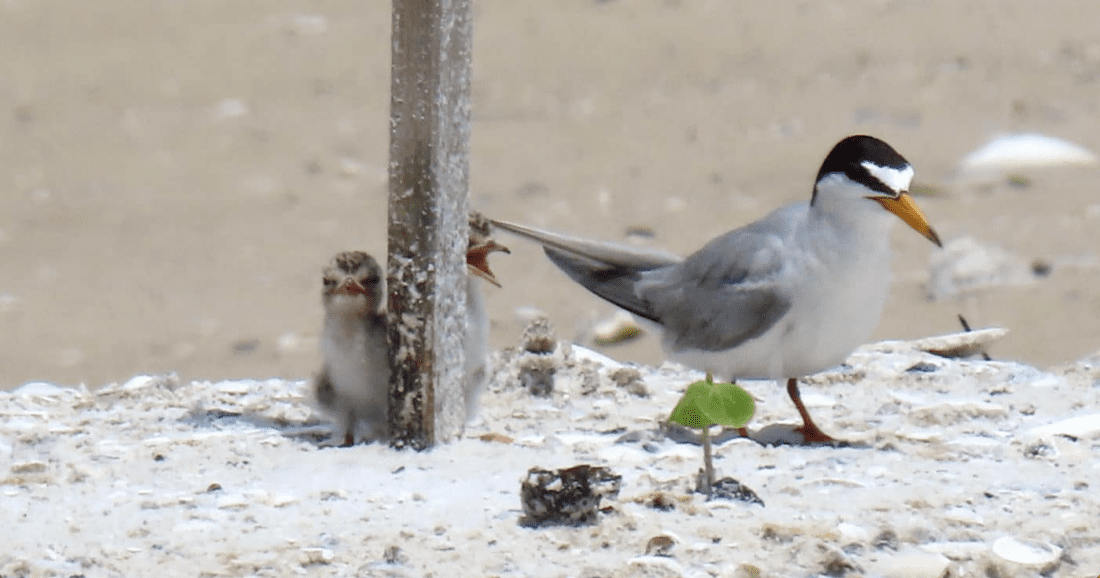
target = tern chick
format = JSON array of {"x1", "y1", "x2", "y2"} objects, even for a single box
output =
[
  {"x1": 313, "y1": 251, "x2": 389, "y2": 446},
  {"x1": 464, "y1": 212, "x2": 510, "y2": 419}
]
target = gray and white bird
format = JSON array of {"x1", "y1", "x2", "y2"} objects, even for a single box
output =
[
  {"x1": 491, "y1": 135, "x2": 942, "y2": 443},
  {"x1": 464, "y1": 212, "x2": 510, "y2": 420},
  {"x1": 313, "y1": 251, "x2": 389, "y2": 446}
]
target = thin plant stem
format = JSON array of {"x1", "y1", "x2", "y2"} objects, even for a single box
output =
[{"x1": 702, "y1": 425, "x2": 714, "y2": 495}]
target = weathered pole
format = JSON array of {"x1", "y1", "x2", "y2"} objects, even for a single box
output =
[{"x1": 387, "y1": 0, "x2": 472, "y2": 449}]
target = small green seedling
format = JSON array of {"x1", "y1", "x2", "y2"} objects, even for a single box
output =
[{"x1": 668, "y1": 375, "x2": 755, "y2": 495}]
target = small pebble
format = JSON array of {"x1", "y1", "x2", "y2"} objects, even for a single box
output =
[
  {"x1": 642, "y1": 492, "x2": 677, "y2": 511},
  {"x1": 905, "y1": 362, "x2": 938, "y2": 374},
  {"x1": 383, "y1": 545, "x2": 407, "y2": 565},
  {"x1": 1030, "y1": 259, "x2": 1052, "y2": 277},
  {"x1": 624, "y1": 225, "x2": 655, "y2": 239},
  {"x1": 706, "y1": 477, "x2": 764, "y2": 506},
  {"x1": 645, "y1": 534, "x2": 676, "y2": 556},
  {"x1": 232, "y1": 339, "x2": 260, "y2": 355}
]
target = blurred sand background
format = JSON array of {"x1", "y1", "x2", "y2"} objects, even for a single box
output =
[{"x1": 2, "y1": 0, "x2": 1099, "y2": 390}]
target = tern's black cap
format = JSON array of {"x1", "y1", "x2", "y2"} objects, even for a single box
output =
[{"x1": 813, "y1": 135, "x2": 911, "y2": 201}]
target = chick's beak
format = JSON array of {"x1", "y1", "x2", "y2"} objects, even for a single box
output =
[
  {"x1": 333, "y1": 280, "x2": 367, "y2": 296},
  {"x1": 874, "y1": 192, "x2": 942, "y2": 247},
  {"x1": 466, "y1": 240, "x2": 510, "y2": 287}
]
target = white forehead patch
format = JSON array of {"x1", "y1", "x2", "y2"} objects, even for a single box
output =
[{"x1": 861, "y1": 161, "x2": 914, "y2": 194}]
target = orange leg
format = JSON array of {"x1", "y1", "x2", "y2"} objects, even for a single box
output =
[
  {"x1": 787, "y1": 378, "x2": 835, "y2": 443},
  {"x1": 341, "y1": 412, "x2": 356, "y2": 447}
]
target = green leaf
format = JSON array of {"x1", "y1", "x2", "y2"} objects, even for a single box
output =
[
  {"x1": 668, "y1": 380, "x2": 755, "y2": 430},
  {"x1": 705, "y1": 382, "x2": 755, "y2": 428},
  {"x1": 668, "y1": 381, "x2": 714, "y2": 429}
]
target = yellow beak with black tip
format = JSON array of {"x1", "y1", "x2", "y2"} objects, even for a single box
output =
[{"x1": 873, "y1": 193, "x2": 942, "y2": 247}]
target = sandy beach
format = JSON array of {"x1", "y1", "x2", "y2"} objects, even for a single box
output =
[
  {"x1": 2, "y1": 0, "x2": 1099, "y2": 391},
  {"x1": 3, "y1": 4, "x2": 1100, "y2": 575},
  {"x1": 3, "y1": 335, "x2": 1099, "y2": 576}
]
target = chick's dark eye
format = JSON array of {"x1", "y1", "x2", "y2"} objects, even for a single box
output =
[
  {"x1": 323, "y1": 278, "x2": 337, "y2": 286},
  {"x1": 362, "y1": 275, "x2": 380, "y2": 285}
]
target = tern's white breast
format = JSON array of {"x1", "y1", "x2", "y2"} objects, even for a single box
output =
[{"x1": 666, "y1": 207, "x2": 894, "y2": 380}]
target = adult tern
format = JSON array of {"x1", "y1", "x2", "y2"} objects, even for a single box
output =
[{"x1": 492, "y1": 135, "x2": 942, "y2": 443}]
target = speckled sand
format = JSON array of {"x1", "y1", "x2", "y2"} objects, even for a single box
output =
[{"x1": 3, "y1": 334, "x2": 1098, "y2": 577}]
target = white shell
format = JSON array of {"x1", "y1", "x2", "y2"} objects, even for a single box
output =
[
  {"x1": 12, "y1": 382, "x2": 66, "y2": 396},
  {"x1": 960, "y1": 133, "x2": 1097, "y2": 173},
  {"x1": 991, "y1": 536, "x2": 1062, "y2": 567},
  {"x1": 1029, "y1": 413, "x2": 1100, "y2": 439},
  {"x1": 300, "y1": 547, "x2": 335, "y2": 564},
  {"x1": 871, "y1": 548, "x2": 951, "y2": 578}
]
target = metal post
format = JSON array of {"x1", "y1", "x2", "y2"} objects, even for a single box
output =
[{"x1": 387, "y1": 0, "x2": 472, "y2": 449}]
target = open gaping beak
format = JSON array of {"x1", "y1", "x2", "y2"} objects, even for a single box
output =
[
  {"x1": 873, "y1": 192, "x2": 942, "y2": 247},
  {"x1": 466, "y1": 240, "x2": 511, "y2": 287},
  {"x1": 332, "y1": 280, "x2": 368, "y2": 296}
]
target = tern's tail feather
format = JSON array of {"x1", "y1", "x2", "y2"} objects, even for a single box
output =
[
  {"x1": 542, "y1": 246, "x2": 661, "y2": 323},
  {"x1": 490, "y1": 218, "x2": 682, "y2": 322},
  {"x1": 489, "y1": 219, "x2": 681, "y2": 270}
]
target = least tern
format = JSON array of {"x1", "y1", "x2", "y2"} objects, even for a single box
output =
[
  {"x1": 492, "y1": 135, "x2": 942, "y2": 443},
  {"x1": 313, "y1": 251, "x2": 389, "y2": 446},
  {"x1": 464, "y1": 212, "x2": 510, "y2": 419}
]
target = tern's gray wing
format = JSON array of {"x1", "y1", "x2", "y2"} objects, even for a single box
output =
[{"x1": 639, "y1": 207, "x2": 802, "y2": 353}]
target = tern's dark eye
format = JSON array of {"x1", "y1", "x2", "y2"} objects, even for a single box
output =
[
  {"x1": 362, "y1": 275, "x2": 380, "y2": 286},
  {"x1": 323, "y1": 277, "x2": 337, "y2": 286}
]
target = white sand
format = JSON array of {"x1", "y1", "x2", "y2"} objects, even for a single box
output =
[{"x1": 3, "y1": 338, "x2": 1098, "y2": 577}]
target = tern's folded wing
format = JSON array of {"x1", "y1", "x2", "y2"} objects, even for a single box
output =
[{"x1": 642, "y1": 228, "x2": 793, "y2": 353}]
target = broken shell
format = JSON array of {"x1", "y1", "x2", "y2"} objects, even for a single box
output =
[
  {"x1": 645, "y1": 534, "x2": 676, "y2": 556},
  {"x1": 301, "y1": 547, "x2": 335, "y2": 564},
  {"x1": 1028, "y1": 413, "x2": 1100, "y2": 439},
  {"x1": 904, "y1": 328, "x2": 1008, "y2": 359},
  {"x1": 593, "y1": 311, "x2": 644, "y2": 346},
  {"x1": 477, "y1": 432, "x2": 514, "y2": 444}
]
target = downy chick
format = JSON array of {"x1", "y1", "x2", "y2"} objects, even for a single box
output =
[
  {"x1": 464, "y1": 212, "x2": 510, "y2": 419},
  {"x1": 313, "y1": 251, "x2": 389, "y2": 446}
]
